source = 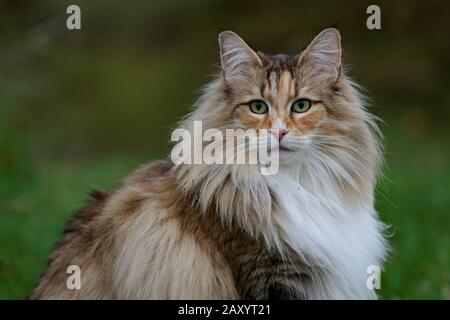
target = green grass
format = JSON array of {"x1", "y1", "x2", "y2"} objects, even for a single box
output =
[
  {"x1": 1, "y1": 1, "x2": 448, "y2": 297},
  {"x1": 377, "y1": 130, "x2": 450, "y2": 299},
  {"x1": 0, "y1": 0, "x2": 448, "y2": 301},
  {"x1": 0, "y1": 131, "x2": 448, "y2": 299},
  {"x1": 0, "y1": 156, "x2": 147, "y2": 299}
]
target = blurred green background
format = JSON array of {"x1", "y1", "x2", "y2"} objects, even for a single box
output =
[{"x1": 0, "y1": 0, "x2": 449, "y2": 299}]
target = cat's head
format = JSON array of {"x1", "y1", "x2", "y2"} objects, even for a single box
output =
[
  {"x1": 174, "y1": 29, "x2": 381, "y2": 228},
  {"x1": 215, "y1": 28, "x2": 357, "y2": 161},
  {"x1": 178, "y1": 28, "x2": 380, "y2": 190}
]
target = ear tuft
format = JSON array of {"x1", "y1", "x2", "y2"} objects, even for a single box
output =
[
  {"x1": 299, "y1": 28, "x2": 342, "y2": 81},
  {"x1": 218, "y1": 31, "x2": 262, "y2": 79}
]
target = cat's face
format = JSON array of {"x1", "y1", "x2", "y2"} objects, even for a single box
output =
[
  {"x1": 178, "y1": 28, "x2": 379, "y2": 199},
  {"x1": 231, "y1": 60, "x2": 328, "y2": 159},
  {"x1": 217, "y1": 29, "x2": 357, "y2": 161}
]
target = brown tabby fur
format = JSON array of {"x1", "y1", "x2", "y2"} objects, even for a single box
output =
[
  {"x1": 31, "y1": 160, "x2": 314, "y2": 299},
  {"x1": 30, "y1": 28, "x2": 386, "y2": 299}
]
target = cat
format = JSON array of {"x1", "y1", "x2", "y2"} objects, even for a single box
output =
[{"x1": 30, "y1": 28, "x2": 388, "y2": 299}]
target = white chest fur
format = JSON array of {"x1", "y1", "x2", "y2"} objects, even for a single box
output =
[{"x1": 266, "y1": 172, "x2": 387, "y2": 299}]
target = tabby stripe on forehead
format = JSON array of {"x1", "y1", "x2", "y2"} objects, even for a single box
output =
[
  {"x1": 270, "y1": 71, "x2": 278, "y2": 96},
  {"x1": 265, "y1": 70, "x2": 272, "y2": 90},
  {"x1": 279, "y1": 71, "x2": 294, "y2": 97},
  {"x1": 294, "y1": 79, "x2": 300, "y2": 98},
  {"x1": 259, "y1": 78, "x2": 266, "y2": 97},
  {"x1": 289, "y1": 73, "x2": 295, "y2": 97}
]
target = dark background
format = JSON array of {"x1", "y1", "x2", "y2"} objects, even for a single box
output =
[{"x1": 0, "y1": 0, "x2": 449, "y2": 299}]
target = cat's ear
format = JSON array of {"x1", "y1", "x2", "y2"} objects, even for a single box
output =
[
  {"x1": 298, "y1": 28, "x2": 342, "y2": 81},
  {"x1": 218, "y1": 31, "x2": 262, "y2": 79}
]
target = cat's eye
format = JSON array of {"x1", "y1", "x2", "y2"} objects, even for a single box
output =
[
  {"x1": 249, "y1": 100, "x2": 268, "y2": 114},
  {"x1": 291, "y1": 99, "x2": 311, "y2": 113}
]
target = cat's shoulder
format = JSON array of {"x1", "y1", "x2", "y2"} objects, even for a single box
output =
[
  {"x1": 123, "y1": 159, "x2": 174, "y2": 185},
  {"x1": 62, "y1": 189, "x2": 113, "y2": 238},
  {"x1": 102, "y1": 159, "x2": 176, "y2": 214},
  {"x1": 68, "y1": 159, "x2": 175, "y2": 231}
]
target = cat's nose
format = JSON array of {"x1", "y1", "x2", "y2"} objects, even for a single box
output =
[{"x1": 269, "y1": 129, "x2": 289, "y2": 141}]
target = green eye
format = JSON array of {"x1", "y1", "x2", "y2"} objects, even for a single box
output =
[
  {"x1": 249, "y1": 100, "x2": 268, "y2": 114},
  {"x1": 291, "y1": 99, "x2": 311, "y2": 113}
]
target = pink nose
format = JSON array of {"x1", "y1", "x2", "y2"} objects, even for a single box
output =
[{"x1": 269, "y1": 129, "x2": 289, "y2": 141}]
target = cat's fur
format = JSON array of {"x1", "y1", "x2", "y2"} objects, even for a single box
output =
[{"x1": 30, "y1": 28, "x2": 387, "y2": 299}]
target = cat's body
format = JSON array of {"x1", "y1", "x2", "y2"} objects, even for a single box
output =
[{"x1": 31, "y1": 29, "x2": 387, "y2": 300}]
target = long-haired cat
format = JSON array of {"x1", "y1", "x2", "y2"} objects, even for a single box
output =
[{"x1": 31, "y1": 28, "x2": 387, "y2": 299}]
